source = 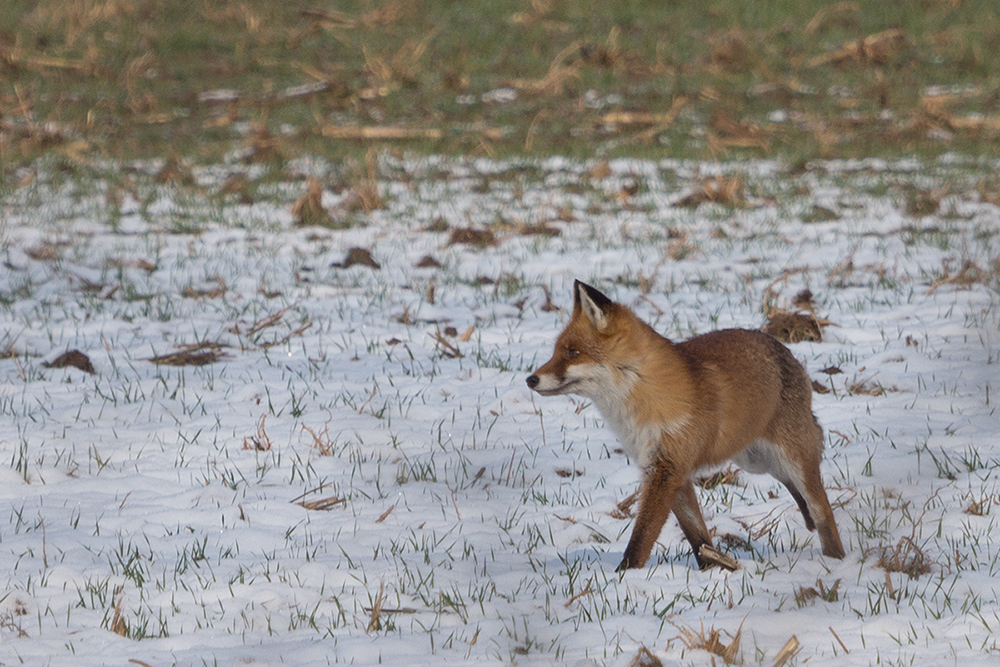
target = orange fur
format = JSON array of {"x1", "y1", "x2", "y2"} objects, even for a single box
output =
[{"x1": 527, "y1": 281, "x2": 845, "y2": 570}]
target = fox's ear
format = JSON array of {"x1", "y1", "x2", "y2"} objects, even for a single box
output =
[{"x1": 573, "y1": 280, "x2": 613, "y2": 332}]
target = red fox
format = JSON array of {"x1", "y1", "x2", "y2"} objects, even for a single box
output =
[{"x1": 526, "y1": 281, "x2": 845, "y2": 570}]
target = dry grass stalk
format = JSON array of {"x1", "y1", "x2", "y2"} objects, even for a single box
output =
[
  {"x1": 539, "y1": 284, "x2": 558, "y2": 312},
  {"x1": 376, "y1": 504, "x2": 396, "y2": 524},
  {"x1": 366, "y1": 582, "x2": 385, "y2": 633},
  {"x1": 772, "y1": 635, "x2": 801, "y2": 667},
  {"x1": 105, "y1": 257, "x2": 157, "y2": 273},
  {"x1": 507, "y1": 41, "x2": 581, "y2": 96},
  {"x1": 302, "y1": 424, "x2": 333, "y2": 456},
  {"x1": 245, "y1": 306, "x2": 291, "y2": 336},
  {"x1": 110, "y1": 585, "x2": 127, "y2": 637},
  {"x1": 669, "y1": 617, "x2": 742, "y2": 664},
  {"x1": 630, "y1": 96, "x2": 690, "y2": 144},
  {"x1": 243, "y1": 415, "x2": 272, "y2": 452},
  {"x1": 302, "y1": 2, "x2": 405, "y2": 30},
  {"x1": 811, "y1": 28, "x2": 908, "y2": 67},
  {"x1": 320, "y1": 125, "x2": 444, "y2": 140},
  {"x1": 698, "y1": 545, "x2": 740, "y2": 572},
  {"x1": 431, "y1": 331, "x2": 462, "y2": 358},
  {"x1": 563, "y1": 587, "x2": 595, "y2": 608},
  {"x1": 804, "y1": 2, "x2": 861, "y2": 35},
  {"x1": 610, "y1": 491, "x2": 639, "y2": 519},
  {"x1": 298, "y1": 495, "x2": 346, "y2": 511},
  {"x1": 829, "y1": 625, "x2": 850, "y2": 653},
  {"x1": 150, "y1": 342, "x2": 229, "y2": 367}
]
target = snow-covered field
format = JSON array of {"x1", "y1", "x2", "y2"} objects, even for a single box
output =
[{"x1": 0, "y1": 155, "x2": 997, "y2": 666}]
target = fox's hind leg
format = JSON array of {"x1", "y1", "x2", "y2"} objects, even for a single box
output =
[
  {"x1": 781, "y1": 480, "x2": 815, "y2": 530},
  {"x1": 784, "y1": 463, "x2": 845, "y2": 559},
  {"x1": 673, "y1": 480, "x2": 714, "y2": 569},
  {"x1": 772, "y1": 421, "x2": 846, "y2": 560}
]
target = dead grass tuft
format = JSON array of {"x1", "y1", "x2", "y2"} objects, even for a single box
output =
[
  {"x1": 668, "y1": 617, "x2": 742, "y2": 664},
  {"x1": 709, "y1": 30, "x2": 755, "y2": 74},
  {"x1": 697, "y1": 466, "x2": 740, "y2": 490},
  {"x1": 847, "y1": 378, "x2": 885, "y2": 396},
  {"x1": 795, "y1": 578, "x2": 841, "y2": 606},
  {"x1": 926, "y1": 258, "x2": 989, "y2": 294},
  {"x1": 337, "y1": 149, "x2": 385, "y2": 214},
  {"x1": 675, "y1": 175, "x2": 746, "y2": 209},
  {"x1": 904, "y1": 187, "x2": 942, "y2": 217},
  {"x1": 763, "y1": 284, "x2": 830, "y2": 343},
  {"x1": 292, "y1": 178, "x2": 334, "y2": 228},
  {"x1": 109, "y1": 585, "x2": 126, "y2": 637},
  {"x1": 708, "y1": 106, "x2": 771, "y2": 152},
  {"x1": 25, "y1": 240, "x2": 66, "y2": 262},
  {"x1": 154, "y1": 155, "x2": 195, "y2": 186},
  {"x1": 764, "y1": 311, "x2": 825, "y2": 343},
  {"x1": 627, "y1": 646, "x2": 663, "y2": 667},
  {"x1": 242, "y1": 126, "x2": 284, "y2": 164},
  {"x1": 877, "y1": 536, "x2": 933, "y2": 579},
  {"x1": 366, "y1": 582, "x2": 386, "y2": 633},
  {"x1": 243, "y1": 415, "x2": 272, "y2": 452}
]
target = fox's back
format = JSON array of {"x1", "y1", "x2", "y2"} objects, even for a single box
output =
[{"x1": 676, "y1": 328, "x2": 816, "y2": 460}]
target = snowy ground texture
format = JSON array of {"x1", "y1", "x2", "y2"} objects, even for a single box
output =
[{"x1": 0, "y1": 155, "x2": 998, "y2": 666}]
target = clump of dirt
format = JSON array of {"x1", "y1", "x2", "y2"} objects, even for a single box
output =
[
  {"x1": 335, "y1": 247, "x2": 380, "y2": 269},
  {"x1": 44, "y1": 350, "x2": 95, "y2": 374},
  {"x1": 447, "y1": 227, "x2": 498, "y2": 248}
]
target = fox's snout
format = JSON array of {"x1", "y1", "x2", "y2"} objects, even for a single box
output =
[{"x1": 525, "y1": 374, "x2": 540, "y2": 389}]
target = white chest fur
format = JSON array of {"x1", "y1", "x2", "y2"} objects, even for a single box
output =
[{"x1": 568, "y1": 363, "x2": 685, "y2": 472}]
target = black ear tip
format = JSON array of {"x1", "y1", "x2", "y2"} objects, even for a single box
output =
[{"x1": 574, "y1": 280, "x2": 612, "y2": 308}]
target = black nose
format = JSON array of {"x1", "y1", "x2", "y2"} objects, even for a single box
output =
[{"x1": 526, "y1": 374, "x2": 539, "y2": 389}]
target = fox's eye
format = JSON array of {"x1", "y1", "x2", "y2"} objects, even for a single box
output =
[{"x1": 565, "y1": 348, "x2": 580, "y2": 359}]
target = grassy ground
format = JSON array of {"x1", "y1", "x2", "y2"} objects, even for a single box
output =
[{"x1": 2, "y1": 0, "x2": 1000, "y2": 166}]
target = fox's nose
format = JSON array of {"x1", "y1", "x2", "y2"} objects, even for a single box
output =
[{"x1": 526, "y1": 374, "x2": 539, "y2": 389}]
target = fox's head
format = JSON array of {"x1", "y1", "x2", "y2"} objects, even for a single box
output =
[{"x1": 526, "y1": 280, "x2": 626, "y2": 398}]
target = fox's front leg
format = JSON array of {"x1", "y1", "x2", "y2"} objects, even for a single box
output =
[{"x1": 617, "y1": 464, "x2": 686, "y2": 571}]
